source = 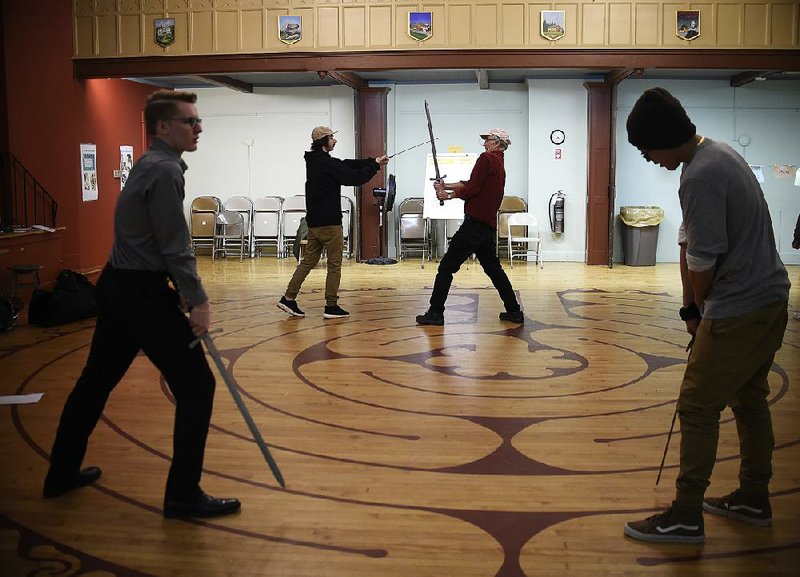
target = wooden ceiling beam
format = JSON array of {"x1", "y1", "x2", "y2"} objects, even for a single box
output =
[
  {"x1": 729, "y1": 70, "x2": 778, "y2": 87},
  {"x1": 195, "y1": 74, "x2": 253, "y2": 93},
  {"x1": 604, "y1": 68, "x2": 636, "y2": 85},
  {"x1": 74, "y1": 49, "x2": 800, "y2": 79},
  {"x1": 320, "y1": 70, "x2": 367, "y2": 91}
]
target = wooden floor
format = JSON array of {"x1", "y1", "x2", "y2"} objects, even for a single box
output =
[{"x1": 2, "y1": 257, "x2": 799, "y2": 577}]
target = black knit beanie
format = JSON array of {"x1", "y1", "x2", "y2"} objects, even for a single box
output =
[{"x1": 626, "y1": 87, "x2": 696, "y2": 151}]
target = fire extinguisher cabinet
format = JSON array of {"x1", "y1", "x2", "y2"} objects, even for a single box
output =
[{"x1": 620, "y1": 206, "x2": 664, "y2": 266}]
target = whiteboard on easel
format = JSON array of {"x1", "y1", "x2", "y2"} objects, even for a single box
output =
[{"x1": 422, "y1": 153, "x2": 478, "y2": 219}]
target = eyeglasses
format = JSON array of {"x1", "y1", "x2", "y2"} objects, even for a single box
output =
[{"x1": 169, "y1": 116, "x2": 203, "y2": 128}]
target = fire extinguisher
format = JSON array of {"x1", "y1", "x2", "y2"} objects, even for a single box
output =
[{"x1": 549, "y1": 190, "x2": 566, "y2": 234}]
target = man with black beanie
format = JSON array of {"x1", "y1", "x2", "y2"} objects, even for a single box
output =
[{"x1": 623, "y1": 87, "x2": 790, "y2": 544}]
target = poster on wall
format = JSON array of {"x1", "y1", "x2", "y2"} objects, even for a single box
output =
[
  {"x1": 80, "y1": 144, "x2": 98, "y2": 202},
  {"x1": 279, "y1": 16, "x2": 302, "y2": 45},
  {"x1": 676, "y1": 11, "x2": 700, "y2": 41},
  {"x1": 422, "y1": 153, "x2": 477, "y2": 219},
  {"x1": 120, "y1": 145, "x2": 133, "y2": 191},
  {"x1": 408, "y1": 12, "x2": 432, "y2": 42},
  {"x1": 540, "y1": 11, "x2": 565, "y2": 41}
]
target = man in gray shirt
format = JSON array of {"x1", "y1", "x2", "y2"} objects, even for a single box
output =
[
  {"x1": 43, "y1": 90, "x2": 241, "y2": 519},
  {"x1": 623, "y1": 87, "x2": 789, "y2": 544}
]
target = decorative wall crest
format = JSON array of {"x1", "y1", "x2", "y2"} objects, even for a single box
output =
[
  {"x1": 154, "y1": 18, "x2": 175, "y2": 47},
  {"x1": 676, "y1": 10, "x2": 700, "y2": 41},
  {"x1": 279, "y1": 15, "x2": 302, "y2": 45},
  {"x1": 540, "y1": 11, "x2": 565, "y2": 41},
  {"x1": 408, "y1": 12, "x2": 432, "y2": 42}
]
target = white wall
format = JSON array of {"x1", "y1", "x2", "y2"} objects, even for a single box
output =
[
  {"x1": 527, "y1": 79, "x2": 588, "y2": 262},
  {"x1": 184, "y1": 85, "x2": 357, "y2": 220},
  {"x1": 383, "y1": 80, "x2": 588, "y2": 262},
  {"x1": 385, "y1": 83, "x2": 529, "y2": 257},
  {"x1": 616, "y1": 79, "x2": 800, "y2": 265},
  {"x1": 181, "y1": 79, "x2": 800, "y2": 265}
]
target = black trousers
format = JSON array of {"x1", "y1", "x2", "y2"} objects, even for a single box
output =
[
  {"x1": 45, "y1": 265, "x2": 216, "y2": 500},
  {"x1": 429, "y1": 217, "x2": 520, "y2": 314}
]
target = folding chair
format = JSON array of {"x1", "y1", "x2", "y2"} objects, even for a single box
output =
[
  {"x1": 252, "y1": 196, "x2": 283, "y2": 257},
  {"x1": 507, "y1": 212, "x2": 543, "y2": 268}
]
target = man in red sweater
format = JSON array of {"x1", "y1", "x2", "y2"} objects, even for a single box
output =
[{"x1": 416, "y1": 128, "x2": 522, "y2": 326}]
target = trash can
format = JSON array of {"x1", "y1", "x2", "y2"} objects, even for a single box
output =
[{"x1": 620, "y1": 206, "x2": 664, "y2": 266}]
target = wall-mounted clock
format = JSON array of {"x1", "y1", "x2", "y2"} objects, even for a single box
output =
[{"x1": 550, "y1": 129, "x2": 565, "y2": 145}]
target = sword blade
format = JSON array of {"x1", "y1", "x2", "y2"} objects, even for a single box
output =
[
  {"x1": 201, "y1": 333, "x2": 286, "y2": 488},
  {"x1": 424, "y1": 100, "x2": 446, "y2": 206}
]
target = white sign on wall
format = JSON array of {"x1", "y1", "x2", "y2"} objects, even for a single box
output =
[
  {"x1": 422, "y1": 153, "x2": 478, "y2": 219},
  {"x1": 80, "y1": 143, "x2": 98, "y2": 202}
]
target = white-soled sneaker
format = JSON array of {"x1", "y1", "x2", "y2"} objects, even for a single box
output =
[
  {"x1": 703, "y1": 489, "x2": 772, "y2": 527},
  {"x1": 624, "y1": 506, "x2": 704, "y2": 544},
  {"x1": 323, "y1": 305, "x2": 349, "y2": 319},
  {"x1": 277, "y1": 296, "x2": 305, "y2": 317}
]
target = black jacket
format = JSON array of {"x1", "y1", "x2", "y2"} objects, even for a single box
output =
[{"x1": 304, "y1": 150, "x2": 379, "y2": 227}]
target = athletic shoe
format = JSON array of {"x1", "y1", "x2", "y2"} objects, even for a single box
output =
[
  {"x1": 277, "y1": 296, "x2": 305, "y2": 317},
  {"x1": 323, "y1": 305, "x2": 350, "y2": 319},
  {"x1": 499, "y1": 310, "x2": 524, "y2": 323},
  {"x1": 416, "y1": 310, "x2": 444, "y2": 326},
  {"x1": 703, "y1": 489, "x2": 772, "y2": 527},
  {"x1": 624, "y1": 506, "x2": 704, "y2": 544}
]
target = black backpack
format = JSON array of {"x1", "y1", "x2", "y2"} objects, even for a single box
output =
[{"x1": 28, "y1": 269, "x2": 97, "y2": 327}]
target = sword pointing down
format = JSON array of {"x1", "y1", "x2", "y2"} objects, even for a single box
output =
[
  {"x1": 655, "y1": 335, "x2": 695, "y2": 486},
  {"x1": 194, "y1": 332, "x2": 286, "y2": 488}
]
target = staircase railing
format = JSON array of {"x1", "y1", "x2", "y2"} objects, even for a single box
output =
[{"x1": 1, "y1": 152, "x2": 58, "y2": 229}]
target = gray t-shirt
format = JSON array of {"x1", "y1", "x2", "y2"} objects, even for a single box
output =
[
  {"x1": 109, "y1": 138, "x2": 207, "y2": 306},
  {"x1": 679, "y1": 138, "x2": 789, "y2": 319}
]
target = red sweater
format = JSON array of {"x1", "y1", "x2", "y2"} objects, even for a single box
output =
[{"x1": 455, "y1": 150, "x2": 506, "y2": 229}]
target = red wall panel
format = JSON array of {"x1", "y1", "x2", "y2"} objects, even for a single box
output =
[{"x1": 3, "y1": 0, "x2": 153, "y2": 280}]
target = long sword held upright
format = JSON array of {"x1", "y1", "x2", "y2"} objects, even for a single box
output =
[{"x1": 424, "y1": 100, "x2": 446, "y2": 206}]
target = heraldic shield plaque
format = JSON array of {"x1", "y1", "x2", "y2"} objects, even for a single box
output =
[
  {"x1": 676, "y1": 10, "x2": 700, "y2": 41},
  {"x1": 408, "y1": 12, "x2": 432, "y2": 41},
  {"x1": 540, "y1": 11, "x2": 565, "y2": 41},
  {"x1": 155, "y1": 18, "x2": 175, "y2": 48},
  {"x1": 279, "y1": 15, "x2": 302, "y2": 45}
]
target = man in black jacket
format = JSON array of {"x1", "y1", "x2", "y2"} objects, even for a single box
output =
[{"x1": 278, "y1": 126, "x2": 388, "y2": 319}]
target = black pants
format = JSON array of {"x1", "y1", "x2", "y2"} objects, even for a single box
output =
[
  {"x1": 45, "y1": 265, "x2": 216, "y2": 500},
  {"x1": 429, "y1": 217, "x2": 520, "y2": 314}
]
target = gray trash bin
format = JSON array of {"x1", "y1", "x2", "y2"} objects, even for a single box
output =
[{"x1": 620, "y1": 206, "x2": 664, "y2": 266}]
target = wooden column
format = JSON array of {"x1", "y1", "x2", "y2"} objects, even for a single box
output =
[
  {"x1": 583, "y1": 82, "x2": 614, "y2": 266},
  {"x1": 357, "y1": 87, "x2": 389, "y2": 261}
]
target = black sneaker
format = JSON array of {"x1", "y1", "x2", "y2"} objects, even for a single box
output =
[
  {"x1": 416, "y1": 310, "x2": 444, "y2": 326},
  {"x1": 323, "y1": 305, "x2": 350, "y2": 319},
  {"x1": 703, "y1": 489, "x2": 772, "y2": 527},
  {"x1": 499, "y1": 310, "x2": 524, "y2": 323},
  {"x1": 624, "y1": 506, "x2": 704, "y2": 544},
  {"x1": 277, "y1": 296, "x2": 305, "y2": 317}
]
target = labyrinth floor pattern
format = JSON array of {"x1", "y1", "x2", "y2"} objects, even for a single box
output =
[{"x1": 1, "y1": 260, "x2": 799, "y2": 577}]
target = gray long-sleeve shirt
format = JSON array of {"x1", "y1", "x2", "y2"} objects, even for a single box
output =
[
  {"x1": 679, "y1": 138, "x2": 789, "y2": 319},
  {"x1": 109, "y1": 138, "x2": 207, "y2": 306}
]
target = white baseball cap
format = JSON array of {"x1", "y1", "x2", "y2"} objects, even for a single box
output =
[{"x1": 480, "y1": 128, "x2": 511, "y2": 145}]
